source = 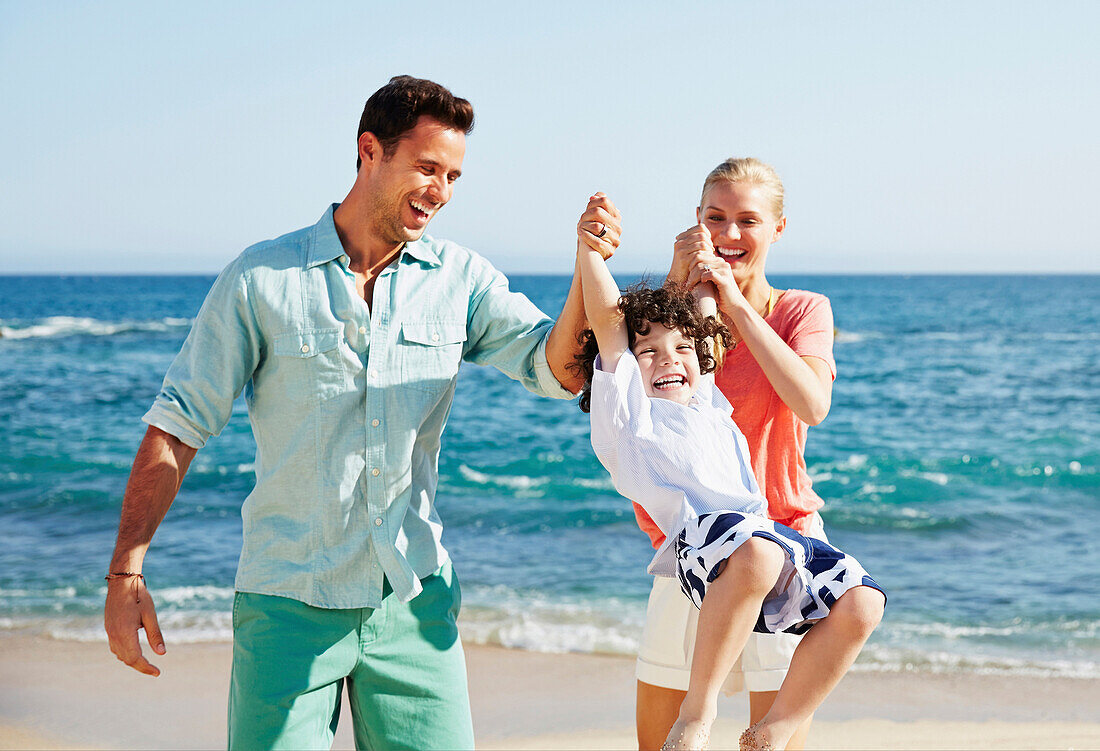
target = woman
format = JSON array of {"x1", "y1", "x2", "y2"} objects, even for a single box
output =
[{"x1": 635, "y1": 158, "x2": 837, "y2": 750}]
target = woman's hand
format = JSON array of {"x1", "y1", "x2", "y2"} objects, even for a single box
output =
[
  {"x1": 577, "y1": 192, "x2": 621, "y2": 260},
  {"x1": 675, "y1": 223, "x2": 752, "y2": 318},
  {"x1": 686, "y1": 255, "x2": 751, "y2": 318},
  {"x1": 669, "y1": 223, "x2": 719, "y2": 285}
]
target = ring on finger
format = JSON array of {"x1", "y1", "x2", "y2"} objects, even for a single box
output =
[{"x1": 596, "y1": 225, "x2": 607, "y2": 238}]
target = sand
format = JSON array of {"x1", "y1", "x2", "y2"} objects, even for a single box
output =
[{"x1": 1, "y1": 635, "x2": 1098, "y2": 750}]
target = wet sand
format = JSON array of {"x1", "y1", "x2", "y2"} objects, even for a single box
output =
[{"x1": 1, "y1": 636, "x2": 1098, "y2": 749}]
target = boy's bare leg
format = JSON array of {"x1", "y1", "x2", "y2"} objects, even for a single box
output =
[
  {"x1": 637, "y1": 667, "x2": 812, "y2": 751},
  {"x1": 748, "y1": 692, "x2": 812, "y2": 750},
  {"x1": 743, "y1": 586, "x2": 885, "y2": 750},
  {"x1": 664, "y1": 538, "x2": 784, "y2": 749}
]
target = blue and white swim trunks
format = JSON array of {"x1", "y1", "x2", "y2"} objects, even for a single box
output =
[{"x1": 676, "y1": 511, "x2": 885, "y2": 635}]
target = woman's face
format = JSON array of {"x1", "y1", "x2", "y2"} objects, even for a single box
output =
[{"x1": 696, "y1": 181, "x2": 786, "y2": 283}]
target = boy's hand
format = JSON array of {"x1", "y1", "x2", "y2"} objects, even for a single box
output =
[{"x1": 577, "y1": 192, "x2": 621, "y2": 261}]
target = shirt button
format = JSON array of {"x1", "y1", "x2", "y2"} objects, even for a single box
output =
[
  {"x1": 371, "y1": 468, "x2": 380, "y2": 476},
  {"x1": 431, "y1": 333, "x2": 440, "y2": 342},
  {"x1": 300, "y1": 344, "x2": 310, "y2": 354},
  {"x1": 371, "y1": 418, "x2": 380, "y2": 427},
  {"x1": 370, "y1": 370, "x2": 379, "y2": 379},
  {"x1": 358, "y1": 326, "x2": 367, "y2": 334},
  {"x1": 374, "y1": 517, "x2": 383, "y2": 527}
]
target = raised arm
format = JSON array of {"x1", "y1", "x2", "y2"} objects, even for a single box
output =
[
  {"x1": 693, "y1": 280, "x2": 719, "y2": 320},
  {"x1": 545, "y1": 193, "x2": 622, "y2": 392},
  {"x1": 576, "y1": 193, "x2": 629, "y2": 371},
  {"x1": 104, "y1": 426, "x2": 196, "y2": 676}
]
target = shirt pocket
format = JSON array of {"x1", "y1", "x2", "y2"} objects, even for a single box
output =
[
  {"x1": 272, "y1": 328, "x2": 350, "y2": 402},
  {"x1": 399, "y1": 320, "x2": 467, "y2": 395}
]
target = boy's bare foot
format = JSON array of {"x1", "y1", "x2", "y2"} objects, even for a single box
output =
[
  {"x1": 660, "y1": 718, "x2": 711, "y2": 751},
  {"x1": 739, "y1": 716, "x2": 803, "y2": 750},
  {"x1": 738, "y1": 721, "x2": 774, "y2": 751}
]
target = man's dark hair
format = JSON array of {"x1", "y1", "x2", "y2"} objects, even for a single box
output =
[
  {"x1": 356, "y1": 75, "x2": 474, "y2": 169},
  {"x1": 569, "y1": 282, "x2": 733, "y2": 413}
]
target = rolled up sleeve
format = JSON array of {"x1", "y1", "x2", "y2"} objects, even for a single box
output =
[
  {"x1": 143, "y1": 256, "x2": 263, "y2": 449},
  {"x1": 463, "y1": 257, "x2": 574, "y2": 399},
  {"x1": 590, "y1": 352, "x2": 651, "y2": 448}
]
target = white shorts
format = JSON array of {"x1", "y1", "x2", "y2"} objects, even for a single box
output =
[{"x1": 635, "y1": 514, "x2": 827, "y2": 695}]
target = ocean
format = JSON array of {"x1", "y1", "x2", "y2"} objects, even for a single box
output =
[{"x1": 1, "y1": 273, "x2": 1098, "y2": 679}]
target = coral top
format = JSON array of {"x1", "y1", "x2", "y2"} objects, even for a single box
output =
[{"x1": 632, "y1": 289, "x2": 836, "y2": 545}]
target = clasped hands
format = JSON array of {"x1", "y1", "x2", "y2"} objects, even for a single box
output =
[
  {"x1": 576, "y1": 193, "x2": 622, "y2": 260},
  {"x1": 671, "y1": 223, "x2": 747, "y2": 310},
  {"x1": 577, "y1": 199, "x2": 747, "y2": 313}
]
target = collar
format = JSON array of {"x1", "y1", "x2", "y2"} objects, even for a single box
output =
[
  {"x1": 304, "y1": 204, "x2": 443, "y2": 270},
  {"x1": 305, "y1": 204, "x2": 346, "y2": 269},
  {"x1": 399, "y1": 235, "x2": 442, "y2": 267}
]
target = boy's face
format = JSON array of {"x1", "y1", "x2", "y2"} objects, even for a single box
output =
[{"x1": 631, "y1": 323, "x2": 701, "y2": 406}]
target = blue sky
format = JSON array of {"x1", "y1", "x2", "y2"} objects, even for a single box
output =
[{"x1": 2, "y1": 1, "x2": 1098, "y2": 274}]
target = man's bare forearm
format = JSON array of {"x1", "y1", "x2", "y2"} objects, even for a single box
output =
[
  {"x1": 109, "y1": 426, "x2": 197, "y2": 571},
  {"x1": 545, "y1": 266, "x2": 588, "y2": 394}
]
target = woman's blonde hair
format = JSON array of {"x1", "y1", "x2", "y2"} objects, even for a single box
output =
[{"x1": 700, "y1": 157, "x2": 785, "y2": 220}]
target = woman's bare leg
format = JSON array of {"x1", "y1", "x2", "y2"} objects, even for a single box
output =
[
  {"x1": 748, "y1": 691, "x2": 812, "y2": 750},
  {"x1": 742, "y1": 586, "x2": 885, "y2": 750},
  {"x1": 663, "y1": 538, "x2": 785, "y2": 749},
  {"x1": 637, "y1": 662, "x2": 812, "y2": 750},
  {"x1": 637, "y1": 681, "x2": 687, "y2": 750}
]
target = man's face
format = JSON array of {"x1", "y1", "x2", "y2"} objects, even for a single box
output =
[
  {"x1": 363, "y1": 116, "x2": 466, "y2": 246},
  {"x1": 631, "y1": 323, "x2": 701, "y2": 407}
]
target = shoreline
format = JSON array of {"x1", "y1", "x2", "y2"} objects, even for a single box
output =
[{"x1": 2, "y1": 636, "x2": 1099, "y2": 749}]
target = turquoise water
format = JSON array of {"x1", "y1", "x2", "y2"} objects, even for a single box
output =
[{"x1": 1, "y1": 273, "x2": 1098, "y2": 677}]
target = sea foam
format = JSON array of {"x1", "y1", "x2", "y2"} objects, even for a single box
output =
[{"x1": 0, "y1": 316, "x2": 191, "y2": 340}]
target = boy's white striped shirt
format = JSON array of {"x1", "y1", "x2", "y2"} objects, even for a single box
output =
[{"x1": 590, "y1": 350, "x2": 768, "y2": 577}]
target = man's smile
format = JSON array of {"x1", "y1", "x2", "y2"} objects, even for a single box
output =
[{"x1": 409, "y1": 198, "x2": 435, "y2": 224}]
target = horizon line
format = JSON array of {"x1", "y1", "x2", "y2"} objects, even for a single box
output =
[{"x1": 1, "y1": 271, "x2": 1097, "y2": 278}]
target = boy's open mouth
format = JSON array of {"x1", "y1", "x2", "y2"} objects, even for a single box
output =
[
  {"x1": 653, "y1": 375, "x2": 686, "y2": 391},
  {"x1": 715, "y1": 247, "x2": 747, "y2": 259}
]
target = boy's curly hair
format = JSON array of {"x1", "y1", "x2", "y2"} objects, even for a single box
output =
[{"x1": 569, "y1": 282, "x2": 733, "y2": 413}]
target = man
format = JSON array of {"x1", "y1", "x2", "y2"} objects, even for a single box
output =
[{"x1": 103, "y1": 75, "x2": 621, "y2": 749}]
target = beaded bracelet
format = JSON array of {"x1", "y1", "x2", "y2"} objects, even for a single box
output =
[
  {"x1": 104, "y1": 572, "x2": 145, "y2": 581},
  {"x1": 105, "y1": 572, "x2": 146, "y2": 602}
]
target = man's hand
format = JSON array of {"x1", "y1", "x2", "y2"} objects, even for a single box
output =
[
  {"x1": 102, "y1": 426, "x2": 195, "y2": 677},
  {"x1": 105, "y1": 574, "x2": 165, "y2": 676},
  {"x1": 577, "y1": 192, "x2": 621, "y2": 260}
]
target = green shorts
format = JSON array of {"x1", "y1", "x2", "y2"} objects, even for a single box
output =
[{"x1": 228, "y1": 563, "x2": 473, "y2": 750}]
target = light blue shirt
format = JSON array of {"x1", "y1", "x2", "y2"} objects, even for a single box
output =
[{"x1": 144, "y1": 205, "x2": 572, "y2": 608}]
